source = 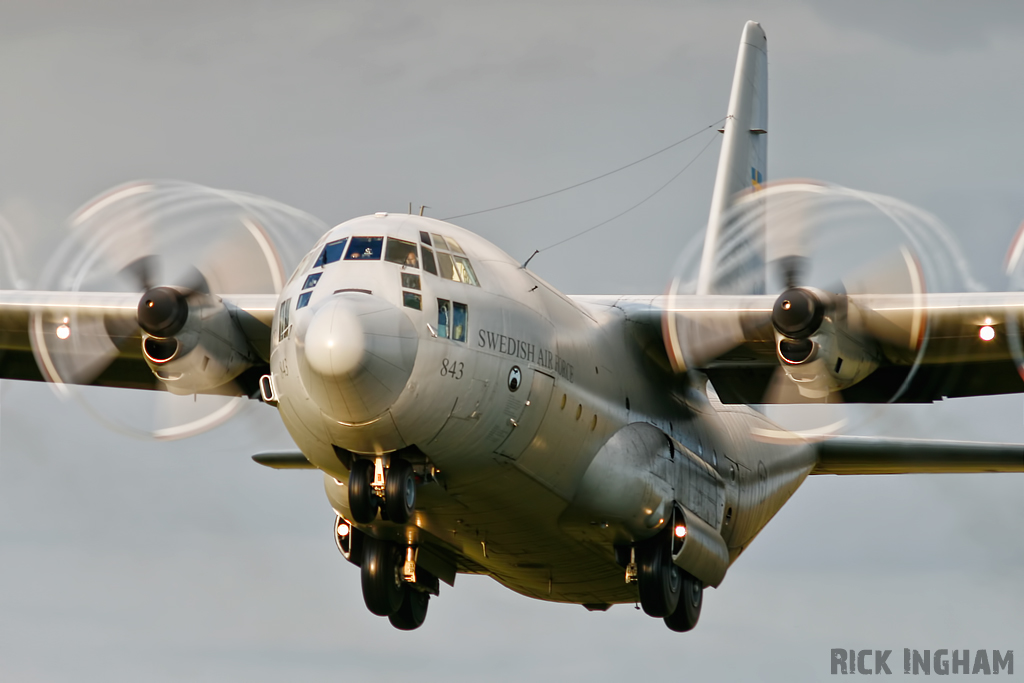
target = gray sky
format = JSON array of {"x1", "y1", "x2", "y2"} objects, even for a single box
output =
[{"x1": 1, "y1": 2, "x2": 1022, "y2": 681}]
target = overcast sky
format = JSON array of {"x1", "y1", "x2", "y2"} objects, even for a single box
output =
[{"x1": 1, "y1": 2, "x2": 1022, "y2": 681}]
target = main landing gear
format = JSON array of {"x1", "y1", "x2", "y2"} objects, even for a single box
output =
[
  {"x1": 335, "y1": 516, "x2": 438, "y2": 631},
  {"x1": 629, "y1": 536, "x2": 704, "y2": 632},
  {"x1": 348, "y1": 457, "x2": 417, "y2": 524}
]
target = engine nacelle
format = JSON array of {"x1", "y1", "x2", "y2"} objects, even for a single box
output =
[
  {"x1": 140, "y1": 290, "x2": 256, "y2": 395},
  {"x1": 773, "y1": 288, "x2": 881, "y2": 399}
]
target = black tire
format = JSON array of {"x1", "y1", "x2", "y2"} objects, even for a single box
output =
[
  {"x1": 384, "y1": 458, "x2": 416, "y2": 524},
  {"x1": 388, "y1": 588, "x2": 429, "y2": 630},
  {"x1": 361, "y1": 537, "x2": 405, "y2": 616},
  {"x1": 348, "y1": 459, "x2": 377, "y2": 524},
  {"x1": 664, "y1": 572, "x2": 703, "y2": 632},
  {"x1": 637, "y1": 541, "x2": 681, "y2": 618}
]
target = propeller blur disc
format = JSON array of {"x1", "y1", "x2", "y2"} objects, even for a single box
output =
[
  {"x1": 29, "y1": 180, "x2": 328, "y2": 440},
  {"x1": 666, "y1": 180, "x2": 974, "y2": 432},
  {"x1": 1001, "y1": 220, "x2": 1024, "y2": 385}
]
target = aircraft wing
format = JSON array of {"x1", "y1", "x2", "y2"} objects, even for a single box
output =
[
  {"x1": 0, "y1": 290, "x2": 277, "y2": 394},
  {"x1": 576, "y1": 292, "x2": 1024, "y2": 404},
  {"x1": 812, "y1": 436, "x2": 1024, "y2": 474}
]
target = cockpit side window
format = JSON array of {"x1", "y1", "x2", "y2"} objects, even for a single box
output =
[
  {"x1": 452, "y1": 256, "x2": 478, "y2": 286},
  {"x1": 278, "y1": 299, "x2": 291, "y2": 341},
  {"x1": 420, "y1": 231, "x2": 432, "y2": 246},
  {"x1": 436, "y1": 251, "x2": 456, "y2": 281},
  {"x1": 426, "y1": 234, "x2": 480, "y2": 287},
  {"x1": 452, "y1": 302, "x2": 468, "y2": 342},
  {"x1": 437, "y1": 299, "x2": 450, "y2": 339},
  {"x1": 345, "y1": 236, "x2": 384, "y2": 260},
  {"x1": 385, "y1": 238, "x2": 419, "y2": 268},
  {"x1": 422, "y1": 247, "x2": 438, "y2": 275},
  {"x1": 315, "y1": 238, "x2": 348, "y2": 267}
]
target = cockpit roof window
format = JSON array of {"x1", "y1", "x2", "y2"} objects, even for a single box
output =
[
  {"x1": 345, "y1": 236, "x2": 383, "y2": 260},
  {"x1": 444, "y1": 236, "x2": 465, "y2": 255},
  {"x1": 315, "y1": 238, "x2": 348, "y2": 267},
  {"x1": 431, "y1": 234, "x2": 449, "y2": 251},
  {"x1": 385, "y1": 238, "x2": 419, "y2": 268},
  {"x1": 420, "y1": 231, "x2": 431, "y2": 246}
]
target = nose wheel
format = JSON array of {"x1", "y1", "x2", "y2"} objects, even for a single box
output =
[
  {"x1": 384, "y1": 458, "x2": 417, "y2": 523},
  {"x1": 348, "y1": 456, "x2": 417, "y2": 524},
  {"x1": 348, "y1": 459, "x2": 378, "y2": 524}
]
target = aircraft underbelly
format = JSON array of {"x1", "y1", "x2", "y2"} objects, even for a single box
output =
[{"x1": 427, "y1": 459, "x2": 637, "y2": 604}]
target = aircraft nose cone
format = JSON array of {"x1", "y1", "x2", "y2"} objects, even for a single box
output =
[
  {"x1": 299, "y1": 293, "x2": 418, "y2": 424},
  {"x1": 304, "y1": 302, "x2": 365, "y2": 377}
]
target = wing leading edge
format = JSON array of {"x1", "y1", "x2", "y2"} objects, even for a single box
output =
[
  {"x1": 812, "y1": 436, "x2": 1024, "y2": 474},
  {"x1": 0, "y1": 290, "x2": 277, "y2": 394},
  {"x1": 574, "y1": 292, "x2": 1024, "y2": 404}
]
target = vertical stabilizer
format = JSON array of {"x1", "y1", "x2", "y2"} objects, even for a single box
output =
[{"x1": 696, "y1": 21, "x2": 768, "y2": 295}]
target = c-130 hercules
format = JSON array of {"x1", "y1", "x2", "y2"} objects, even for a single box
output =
[{"x1": 1, "y1": 21, "x2": 1021, "y2": 632}]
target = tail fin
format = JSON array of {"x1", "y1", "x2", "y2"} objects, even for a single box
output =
[{"x1": 695, "y1": 21, "x2": 768, "y2": 295}]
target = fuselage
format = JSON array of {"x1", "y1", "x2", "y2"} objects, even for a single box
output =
[{"x1": 270, "y1": 213, "x2": 817, "y2": 605}]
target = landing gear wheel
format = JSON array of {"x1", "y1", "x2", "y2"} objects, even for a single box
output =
[
  {"x1": 388, "y1": 588, "x2": 430, "y2": 630},
  {"x1": 348, "y1": 458, "x2": 378, "y2": 524},
  {"x1": 664, "y1": 572, "x2": 703, "y2": 632},
  {"x1": 384, "y1": 458, "x2": 416, "y2": 524},
  {"x1": 637, "y1": 541, "x2": 681, "y2": 618},
  {"x1": 360, "y1": 537, "x2": 404, "y2": 616}
]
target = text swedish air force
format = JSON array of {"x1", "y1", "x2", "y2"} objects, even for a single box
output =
[{"x1": 478, "y1": 329, "x2": 574, "y2": 382}]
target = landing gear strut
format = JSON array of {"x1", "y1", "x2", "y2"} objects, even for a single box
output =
[{"x1": 348, "y1": 457, "x2": 417, "y2": 524}]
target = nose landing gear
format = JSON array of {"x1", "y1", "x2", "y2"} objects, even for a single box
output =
[
  {"x1": 348, "y1": 459, "x2": 378, "y2": 523},
  {"x1": 384, "y1": 458, "x2": 417, "y2": 523},
  {"x1": 348, "y1": 456, "x2": 418, "y2": 524}
]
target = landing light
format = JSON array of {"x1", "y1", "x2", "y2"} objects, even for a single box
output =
[
  {"x1": 979, "y1": 325, "x2": 995, "y2": 341},
  {"x1": 674, "y1": 524, "x2": 687, "y2": 539},
  {"x1": 56, "y1": 324, "x2": 71, "y2": 340},
  {"x1": 337, "y1": 522, "x2": 350, "y2": 537}
]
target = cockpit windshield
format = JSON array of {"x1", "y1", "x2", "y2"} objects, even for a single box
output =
[
  {"x1": 314, "y1": 238, "x2": 348, "y2": 267},
  {"x1": 345, "y1": 236, "x2": 383, "y2": 260},
  {"x1": 385, "y1": 238, "x2": 419, "y2": 268}
]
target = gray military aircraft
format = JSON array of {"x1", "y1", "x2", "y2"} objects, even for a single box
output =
[{"x1": 1, "y1": 21, "x2": 1021, "y2": 632}]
